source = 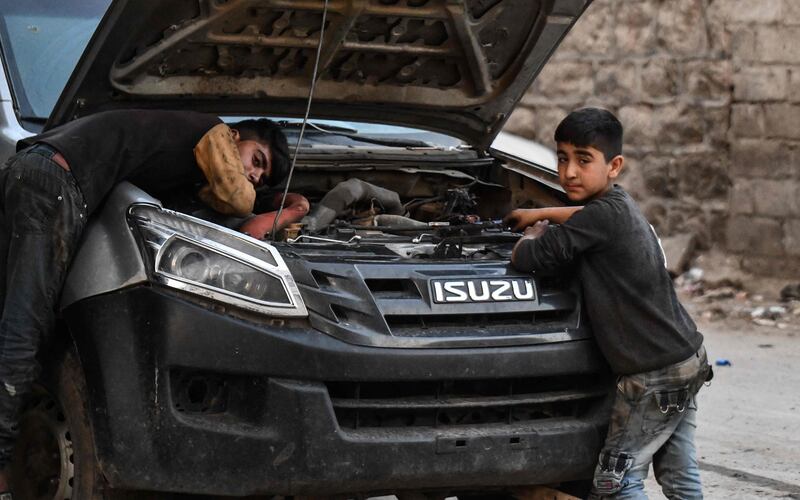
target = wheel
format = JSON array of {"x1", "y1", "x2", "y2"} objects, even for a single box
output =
[
  {"x1": 10, "y1": 385, "x2": 76, "y2": 499},
  {"x1": 10, "y1": 347, "x2": 150, "y2": 500}
]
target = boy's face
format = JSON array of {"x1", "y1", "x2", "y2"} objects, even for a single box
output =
[
  {"x1": 232, "y1": 129, "x2": 272, "y2": 187},
  {"x1": 555, "y1": 142, "x2": 623, "y2": 203}
]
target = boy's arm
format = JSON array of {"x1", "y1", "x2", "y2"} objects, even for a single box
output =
[
  {"x1": 509, "y1": 202, "x2": 615, "y2": 273},
  {"x1": 194, "y1": 123, "x2": 256, "y2": 217},
  {"x1": 503, "y1": 206, "x2": 583, "y2": 231},
  {"x1": 239, "y1": 193, "x2": 310, "y2": 240}
]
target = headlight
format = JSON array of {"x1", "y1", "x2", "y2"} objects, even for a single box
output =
[{"x1": 128, "y1": 204, "x2": 307, "y2": 317}]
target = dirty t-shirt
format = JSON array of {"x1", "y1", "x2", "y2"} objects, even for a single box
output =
[
  {"x1": 19, "y1": 110, "x2": 254, "y2": 216},
  {"x1": 513, "y1": 185, "x2": 703, "y2": 375}
]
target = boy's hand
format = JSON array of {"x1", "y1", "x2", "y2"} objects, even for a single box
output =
[
  {"x1": 504, "y1": 206, "x2": 584, "y2": 230},
  {"x1": 522, "y1": 220, "x2": 549, "y2": 239},
  {"x1": 510, "y1": 220, "x2": 549, "y2": 269},
  {"x1": 504, "y1": 209, "x2": 545, "y2": 231}
]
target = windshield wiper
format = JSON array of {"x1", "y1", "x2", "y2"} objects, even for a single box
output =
[
  {"x1": 279, "y1": 121, "x2": 358, "y2": 134},
  {"x1": 282, "y1": 121, "x2": 435, "y2": 148},
  {"x1": 327, "y1": 134, "x2": 434, "y2": 148}
]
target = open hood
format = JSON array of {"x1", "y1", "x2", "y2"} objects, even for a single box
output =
[{"x1": 47, "y1": 0, "x2": 591, "y2": 150}]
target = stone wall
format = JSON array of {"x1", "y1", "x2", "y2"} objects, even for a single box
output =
[{"x1": 504, "y1": 0, "x2": 800, "y2": 277}]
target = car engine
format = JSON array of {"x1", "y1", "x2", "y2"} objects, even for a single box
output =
[{"x1": 279, "y1": 170, "x2": 520, "y2": 260}]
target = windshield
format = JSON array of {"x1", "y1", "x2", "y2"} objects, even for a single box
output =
[{"x1": 0, "y1": 0, "x2": 110, "y2": 121}]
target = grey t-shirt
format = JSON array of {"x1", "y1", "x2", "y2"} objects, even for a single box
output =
[{"x1": 513, "y1": 186, "x2": 703, "y2": 375}]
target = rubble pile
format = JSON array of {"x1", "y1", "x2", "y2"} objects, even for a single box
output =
[{"x1": 675, "y1": 268, "x2": 800, "y2": 329}]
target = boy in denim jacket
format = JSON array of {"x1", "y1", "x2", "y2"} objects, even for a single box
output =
[{"x1": 505, "y1": 108, "x2": 711, "y2": 499}]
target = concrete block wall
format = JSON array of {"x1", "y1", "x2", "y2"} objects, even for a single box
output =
[{"x1": 504, "y1": 0, "x2": 800, "y2": 277}]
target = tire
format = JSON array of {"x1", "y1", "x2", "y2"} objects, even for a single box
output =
[{"x1": 10, "y1": 346, "x2": 151, "y2": 500}]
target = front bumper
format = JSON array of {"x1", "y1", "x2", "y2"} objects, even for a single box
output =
[{"x1": 65, "y1": 285, "x2": 612, "y2": 496}]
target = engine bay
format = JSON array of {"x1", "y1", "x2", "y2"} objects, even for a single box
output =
[{"x1": 262, "y1": 166, "x2": 520, "y2": 260}]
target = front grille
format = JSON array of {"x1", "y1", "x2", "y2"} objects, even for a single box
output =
[
  {"x1": 286, "y1": 258, "x2": 585, "y2": 347},
  {"x1": 385, "y1": 310, "x2": 572, "y2": 337},
  {"x1": 327, "y1": 376, "x2": 608, "y2": 429},
  {"x1": 365, "y1": 278, "x2": 422, "y2": 299}
]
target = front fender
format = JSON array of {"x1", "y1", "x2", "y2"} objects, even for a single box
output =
[{"x1": 60, "y1": 182, "x2": 159, "y2": 309}]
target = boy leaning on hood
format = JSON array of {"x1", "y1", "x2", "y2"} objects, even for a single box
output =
[
  {"x1": 505, "y1": 108, "x2": 712, "y2": 499},
  {"x1": 0, "y1": 109, "x2": 307, "y2": 495}
]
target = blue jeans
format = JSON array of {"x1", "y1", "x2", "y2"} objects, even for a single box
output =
[
  {"x1": 589, "y1": 346, "x2": 710, "y2": 499},
  {"x1": 0, "y1": 144, "x2": 88, "y2": 468}
]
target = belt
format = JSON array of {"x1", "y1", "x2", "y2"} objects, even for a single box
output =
[{"x1": 30, "y1": 143, "x2": 71, "y2": 172}]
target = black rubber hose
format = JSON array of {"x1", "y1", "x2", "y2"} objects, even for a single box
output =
[{"x1": 302, "y1": 179, "x2": 403, "y2": 231}]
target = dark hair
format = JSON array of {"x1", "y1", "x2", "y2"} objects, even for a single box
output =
[
  {"x1": 554, "y1": 108, "x2": 623, "y2": 162},
  {"x1": 230, "y1": 118, "x2": 290, "y2": 186}
]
